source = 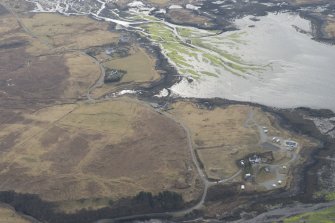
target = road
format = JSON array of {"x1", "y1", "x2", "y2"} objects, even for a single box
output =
[
  {"x1": 162, "y1": 111, "x2": 242, "y2": 211},
  {"x1": 3, "y1": 2, "x2": 106, "y2": 103},
  {"x1": 244, "y1": 109, "x2": 268, "y2": 144},
  {"x1": 2, "y1": 3, "x2": 248, "y2": 222},
  {"x1": 86, "y1": 54, "x2": 106, "y2": 101},
  {"x1": 244, "y1": 109, "x2": 302, "y2": 189},
  {"x1": 4, "y1": 4, "x2": 53, "y2": 48},
  {"x1": 95, "y1": 103, "x2": 242, "y2": 223}
]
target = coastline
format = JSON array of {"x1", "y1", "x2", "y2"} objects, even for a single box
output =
[{"x1": 0, "y1": 0, "x2": 334, "y2": 222}]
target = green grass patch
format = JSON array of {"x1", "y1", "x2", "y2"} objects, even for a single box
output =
[
  {"x1": 180, "y1": 69, "x2": 199, "y2": 78},
  {"x1": 226, "y1": 31, "x2": 246, "y2": 40},
  {"x1": 284, "y1": 205, "x2": 335, "y2": 223},
  {"x1": 228, "y1": 62, "x2": 247, "y2": 73},
  {"x1": 177, "y1": 27, "x2": 193, "y2": 38},
  {"x1": 143, "y1": 23, "x2": 176, "y2": 42},
  {"x1": 142, "y1": 20, "x2": 265, "y2": 78},
  {"x1": 325, "y1": 192, "x2": 335, "y2": 201},
  {"x1": 222, "y1": 64, "x2": 242, "y2": 77},
  {"x1": 313, "y1": 191, "x2": 335, "y2": 201},
  {"x1": 192, "y1": 38, "x2": 253, "y2": 67},
  {"x1": 174, "y1": 59, "x2": 193, "y2": 68},
  {"x1": 203, "y1": 53, "x2": 223, "y2": 66},
  {"x1": 201, "y1": 71, "x2": 218, "y2": 77}
]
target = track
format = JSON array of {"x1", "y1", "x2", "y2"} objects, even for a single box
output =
[{"x1": 94, "y1": 104, "x2": 242, "y2": 223}]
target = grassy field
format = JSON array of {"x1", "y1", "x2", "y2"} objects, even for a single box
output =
[
  {"x1": 0, "y1": 8, "x2": 119, "y2": 105},
  {"x1": 166, "y1": 9, "x2": 214, "y2": 28},
  {"x1": 0, "y1": 98, "x2": 199, "y2": 212},
  {"x1": 0, "y1": 39, "x2": 100, "y2": 102},
  {"x1": 169, "y1": 102, "x2": 261, "y2": 179},
  {"x1": 92, "y1": 44, "x2": 162, "y2": 98},
  {"x1": 169, "y1": 102, "x2": 314, "y2": 180},
  {"x1": 284, "y1": 205, "x2": 335, "y2": 223},
  {"x1": 63, "y1": 52, "x2": 101, "y2": 98},
  {"x1": 325, "y1": 19, "x2": 335, "y2": 38},
  {"x1": 0, "y1": 206, "x2": 31, "y2": 223},
  {"x1": 0, "y1": 6, "x2": 202, "y2": 213},
  {"x1": 0, "y1": 7, "x2": 200, "y2": 213},
  {"x1": 21, "y1": 13, "x2": 119, "y2": 53},
  {"x1": 106, "y1": 46, "x2": 160, "y2": 83}
]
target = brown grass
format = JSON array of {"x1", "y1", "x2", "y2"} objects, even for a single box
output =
[
  {"x1": 325, "y1": 19, "x2": 335, "y2": 38},
  {"x1": 105, "y1": 46, "x2": 160, "y2": 83},
  {"x1": 0, "y1": 6, "x2": 199, "y2": 213},
  {"x1": 0, "y1": 14, "x2": 20, "y2": 35},
  {"x1": 21, "y1": 13, "x2": 119, "y2": 53},
  {"x1": 0, "y1": 42, "x2": 101, "y2": 102},
  {"x1": 0, "y1": 42, "x2": 69, "y2": 99},
  {"x1": 63, "y1": 52, "x2": 100, "y2": 98},
  {"x1": 169, "y1": 102, "x2": 314, "y2": 180},
  {"x1": 170, "y1": 103, "x2": 260, "y2": 179},
  {"x1": 0, "y1": 11, "x2": 104, "y2": 105},
  {"x1": 92, "y1": 45, "x2": 161, "y2": 98},
  {"x1": 0, "y1": 206, "x2": 31, "y2": 223},
  {"x1": 166, "y1": 9, "x2": 213, "y2": 28},
  {"x1": 0, "y1": 98, "x2": 200, "y2": 212}
]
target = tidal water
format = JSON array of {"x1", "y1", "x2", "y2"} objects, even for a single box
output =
[
  {"x1": 25, "y1": 0, "x2": 335, "y2": 112},
  {"x1": 171, "y1": 13, "x2": 335, "y2": 111}
]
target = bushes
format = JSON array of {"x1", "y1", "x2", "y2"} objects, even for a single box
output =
[
  {"x1": 134, "y1": 191, "x2": 184, "y2": 211},
  {"x1": 0, "y1": 190, "x2": 185, "y2": 223}
]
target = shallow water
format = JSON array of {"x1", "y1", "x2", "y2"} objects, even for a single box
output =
[
  {"x1": 171, "y1": 13, "x2": 335, "y2": 111},
  {"x1": 24, "y1": 0, "x2": 335, "y2": 111}
]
